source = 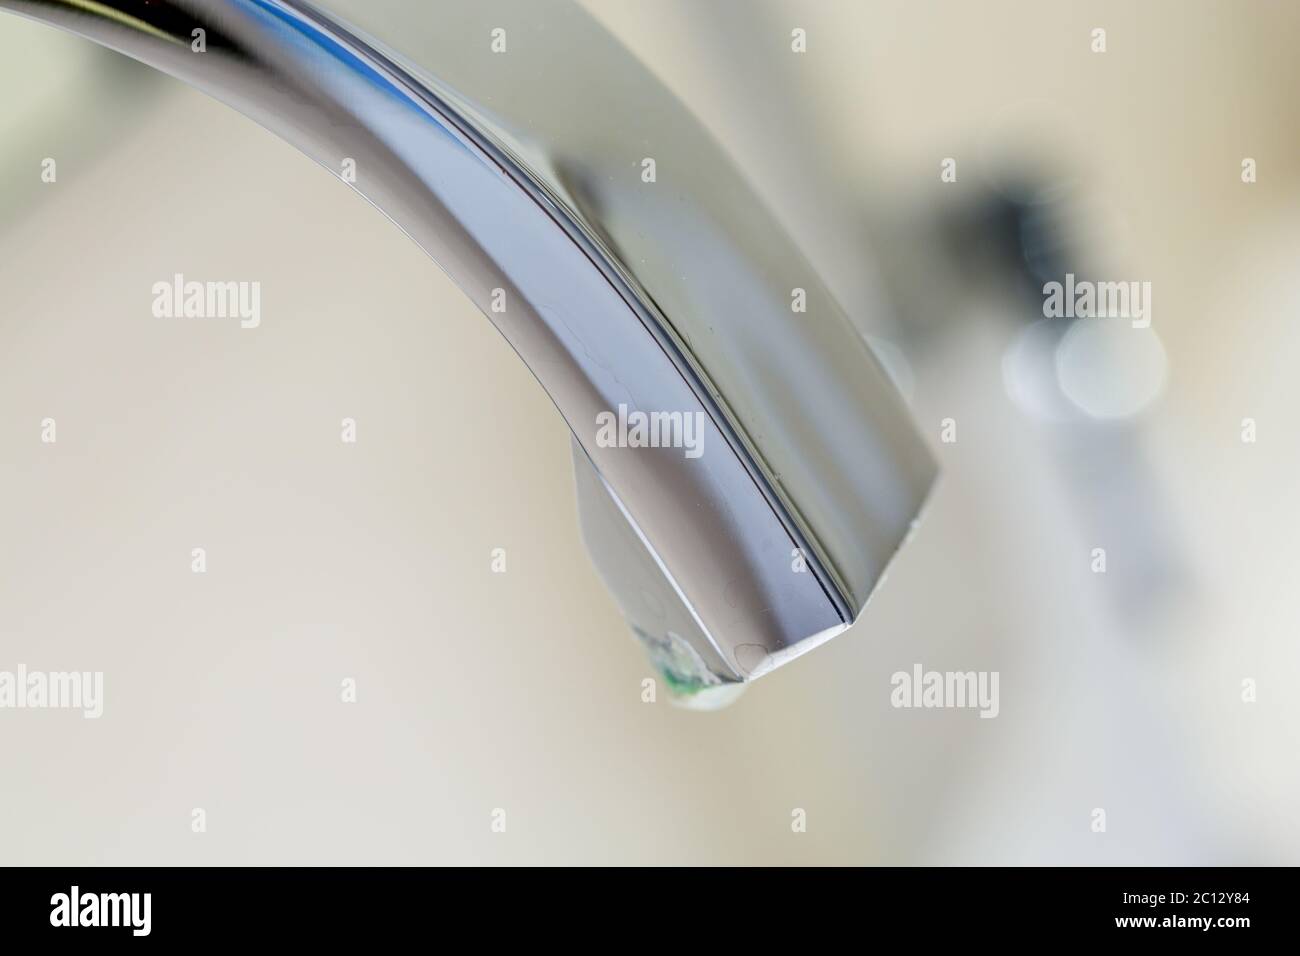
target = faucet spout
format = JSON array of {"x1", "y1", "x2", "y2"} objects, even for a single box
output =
[{"x1": 2, "y1": 0, "x2": 937, "y2": 696}]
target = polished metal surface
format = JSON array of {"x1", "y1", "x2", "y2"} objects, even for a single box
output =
[{"x1": 2, "y1": 0, "x2": 936, "y2": 694}]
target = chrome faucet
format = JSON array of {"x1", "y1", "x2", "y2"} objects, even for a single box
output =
[{"x1": 2, "y1": 0, "x2": 936, "y2": 703}]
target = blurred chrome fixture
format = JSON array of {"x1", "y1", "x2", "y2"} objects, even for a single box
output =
[{"x1": 2, "y1": 0, "x2": 936, "y2": 701}]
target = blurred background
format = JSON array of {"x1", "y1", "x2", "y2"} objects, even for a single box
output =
[{"x1": 1, "y1": 0, "x2": 1297, "y2": 865}]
